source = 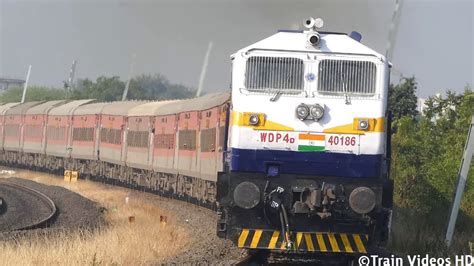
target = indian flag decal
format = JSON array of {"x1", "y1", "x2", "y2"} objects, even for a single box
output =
[{"x1": 298, "y1": 134, "x2": 325, "y2": 152}]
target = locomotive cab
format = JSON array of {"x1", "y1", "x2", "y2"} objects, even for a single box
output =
[{"x1": 217, "y1": 18, "x2": 393, "y2": 255}]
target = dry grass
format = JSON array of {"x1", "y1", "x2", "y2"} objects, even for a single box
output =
[{"x1": 0, "y1": 169, "x2": 189, "y2": 265}]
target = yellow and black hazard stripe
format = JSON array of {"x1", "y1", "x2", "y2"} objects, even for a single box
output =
[{"x1": 237, "y1": 229, "x2": 369, "y2": 253}]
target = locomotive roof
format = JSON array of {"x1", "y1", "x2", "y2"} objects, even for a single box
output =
[
  {"x1": 0, "y1": 103, "x2": 20, "y2": 115},
  {"x1": 49, "y1": 99, "x2": 96, "y2": 116},
  {"x1": 155, "y1": 92, "x2": 230, "y2": 116},
  {"x1": 74, "y1": 102, "x2": 110, "y2": 115},
  {"x1": 101, "y1": 101, "x2": 146, "y2": 116},
  {"x1": 234, "y1": 31, "x2": 385, "y2": 60},
  {"x1": 5, "y1": 101, "x2": 43, "y2": 115},
  {"x1": 25, "y1": 100, "x2": 68, "y2": 115}
]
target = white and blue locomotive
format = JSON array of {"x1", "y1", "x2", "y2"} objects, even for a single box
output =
[{"x1": 217, "y1": 18, "x2": 393, "y2": 254}]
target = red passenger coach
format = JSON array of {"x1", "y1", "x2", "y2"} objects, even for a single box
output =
[
  {"x1": 22, "y1": 100, "x2": 67, "y2": 154},
  {"x1": 156, "y1": 93, "x2": 230, "y2": 180},
  {"x1": 3, "y1": 102, "x2": 41, "y2": 152},
  {"x1": 46, "y1": 100, "x2": 95, "y2": 158},
  {"x1": 198, "y1": 103, "x2": 227, "y2": 181},
  {"x1": 126, "y1": 101, "x2": 173, "y2": 170},
  {"x1": 176, "y1": 105, "x2": 199, "y2": 177},
  {"x1": 99, "y1": 101, "x2": 144, "y2": 165},
  {"x1": 152, "y1": 112, "x2": 177, "y2": 174},
  {"x1": 71, "y1": 103, "x2": 109, "y2": 161},
  {"x1": 0, "y1": 103, "x2": 20, "y2": 149}
]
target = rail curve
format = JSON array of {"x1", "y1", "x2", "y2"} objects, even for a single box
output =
[{"x1": 0, "y1": 180, "x2": 57, "y2": 231}]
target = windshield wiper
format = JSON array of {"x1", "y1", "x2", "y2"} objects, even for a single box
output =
[{"x1": 270, "y1": 90, "x2": 283, "y2": 102}]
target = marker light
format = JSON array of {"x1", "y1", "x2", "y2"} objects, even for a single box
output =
[
  {"x1": 358, "y1": 119, "x2": 369, "y2": 130},
  {"x1": 249, "y1": 114, "x2": 260, "y2": 125},
  {"x1": 314, "y1": 18, "x2": 324, "y2": 29},
  {"x1": 296, "y1": 104, "x2": 310, "y2": 120},
  {"x1": 310, "y1": 104, "x2": 324, "y2": 121},
  {"x1": 243, "y1": 112, "x2": 265, "y2": 127}
]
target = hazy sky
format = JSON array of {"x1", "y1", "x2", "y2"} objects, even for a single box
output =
[{"x1": 0, "y1": 0, "x2": 472, "y2": 97}]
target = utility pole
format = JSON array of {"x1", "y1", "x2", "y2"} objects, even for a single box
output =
[
  {"x1": 386, "y1": 0, "x2": 404, "y2": 60},
  {"x1": 122, "y1": 53, "x2": 136, "y2": 101},
  {"x1": 21, "y1": 65, "x2": 32, "y2": 103},
  {"x1": 67, "y1": 60, "x2": 77, "y2": 90},
  {"x1": 385, "y1": 0, "x2": 404, "y2": 82},
  {"x1": 445, "y1": 116, "x2": 474, "y2": 247},
  {"x1": 196, "y1": 42, "x2": 213, "y2": 97}
]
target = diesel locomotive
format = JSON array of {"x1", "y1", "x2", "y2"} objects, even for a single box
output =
[
  {"x1": 0, "y1": 17, "x2": 392, "y2": 257},
  {"x1": 216, "y1": 17, "x2": 393, "y2": 254}
]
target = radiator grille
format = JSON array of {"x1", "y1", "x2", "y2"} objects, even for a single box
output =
[
  {"x1": 318, "y1": 60, "x2": 377, "y2": 95},
  {"x1": 245, "y1": 56, "x2": 304, "y2": 92}
]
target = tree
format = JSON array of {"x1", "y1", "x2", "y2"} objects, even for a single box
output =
[
  {"x1": 0, "y1": 74, "x2": 195, "y2": 103},
  {"x1": 71, "y1": 76, "x2": 125, "y2": 101},
  {"x1": 388, "y1": 77, "x2": 419, "y2": 120},
  {"x1": 70, "y1": 74, "x2": 194, "y2": 101},
  {"x1": 391, "y1": 88, "x2": 474, "y2": 218},
  {"x1": 0, "y1": 86, "x2": 67, "y2": 103},
  {"x1": 127, "y1": 74, "x2": 193, "y2": 100}
]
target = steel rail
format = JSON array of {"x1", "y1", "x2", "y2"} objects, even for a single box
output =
[{"x1": 0, "y1": 180, "x2": 57, "y2": 231}]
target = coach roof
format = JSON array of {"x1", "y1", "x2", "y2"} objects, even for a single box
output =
[
  {"x1": 5, "y1": 101, "x2": 43, "y2": 115},
  {"x1": 154, "y1": 92, "x2": 230, "y2": 116},
  {"x1": 49, "y1": 99, "x2": 96, "y2": 116},
  {"x1": 127, "y1": 100, "x2": 177, "y2": 117},
  {"x1": 102, "y1": 101, "x2": 145, "y2": 116},
  {"x1": 74, "y1": 102, "x2": 110, "y2": 115},
  {"x1": 127, "y1": 92, "x2": 230, "y2": 117},
  {"x1": 0, "y1": 103, "x2": 20, "y2": 115},
  {"x1": 25, "y1": 100, "x2": 68, "y2": 115}
]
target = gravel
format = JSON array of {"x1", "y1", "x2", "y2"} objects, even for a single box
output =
[
  {"x1": 0, "y1": 173, "x2": 245, "y2": 264},
  {"x1": 0, "y1": 177, "x2": 105, "y2": 241},
  {"x1": 155, "y1": 201, "x2": 245, "y2": 265},
  {"x1": 103, "y1": 186, "x2": 246, "y2": 265},
  {"x1": 0, "y1": 181, "x2": 53, "y2": 231}
]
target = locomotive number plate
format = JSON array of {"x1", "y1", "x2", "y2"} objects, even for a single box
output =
[
  {"x1": 325, "y1": 134, "x2": 360, "y2": 153},
  {"x1": 257, "y1": 131, "x2": 360, "y2": 154}
]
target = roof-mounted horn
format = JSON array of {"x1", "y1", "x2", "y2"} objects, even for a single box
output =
[
  {"x1": 304, "y1": 17, "x2": 324, "y2": 46},
  {"x1": 303, "y1": 17, "x2": 324, "y2": 30}
]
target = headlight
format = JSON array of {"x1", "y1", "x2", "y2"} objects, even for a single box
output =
[
  {"x1": 233, "y1": 182, "x2": 260, "y2": 209},
  {"x1": 307, "y1": 33, "x2": 321, "y2": 46},
  {"x1": 248, "y1": 114, "x2": 259, "y2": 125},
  {"x1": 310, "y1": 104, "x2": 324, "y2": 121},
  {"x1": 296, "y1": 104, "x2": 310, "y2": 120},
  {"x1": 349, "y1": 187, "x2": 376, "y2": 214}
]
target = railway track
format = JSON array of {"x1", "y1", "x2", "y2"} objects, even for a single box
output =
[{"x1": 0, "y1": 179, "x2": 57, "y2": 232}]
